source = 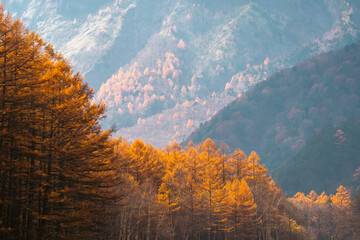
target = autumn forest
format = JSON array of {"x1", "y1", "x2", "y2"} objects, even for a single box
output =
[{"x1": 1, "y1": 4, "x2": 360, "y2": 240}]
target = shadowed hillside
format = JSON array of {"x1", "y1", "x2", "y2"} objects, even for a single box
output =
[
  {"x1": 186, "y1": 41, "x2": 360, "y2": 170},
  {"x1": 275, "y1": 117, "x2": 360, "y2": 195}
]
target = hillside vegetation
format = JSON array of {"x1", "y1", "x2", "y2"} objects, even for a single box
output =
[
  {"x1": 275, "y1": 117, "x2": 360, "y2": 195},
  {"x1": 187, "y1": 41, "x2": 360, "y2": 170}
]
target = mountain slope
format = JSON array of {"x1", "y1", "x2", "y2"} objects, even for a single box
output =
[
  {"x1": 3, "y1": 0, "x2": 360, "y2": 147},
  {"x1": 95, "y1": 0, "x2": 360, "y2": 147},
  {"x1": 186, "y1": 41, "x2": 360, "y2": 170},
  {"x1": 275, "y1": 117, "x2": 360, "y2": 195}
]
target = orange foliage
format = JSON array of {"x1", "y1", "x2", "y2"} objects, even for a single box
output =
[{"x1": 331, "y1": 185, "x2": 351, "y2": 207}]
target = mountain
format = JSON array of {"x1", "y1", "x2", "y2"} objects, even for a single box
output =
[
  {"x1": 186, "y1": 41, "x2": 360, "y2": 170},
  {"x1": 274, "y1": 117, "x2": 360, "y2": 195},
  {"x1": 3, "y1": 0, "x2": 360, "y2": 147}
]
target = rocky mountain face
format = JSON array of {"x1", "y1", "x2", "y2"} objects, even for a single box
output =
[{"x1": 3, "y1": 0, "x2": 360, "y2": 147}]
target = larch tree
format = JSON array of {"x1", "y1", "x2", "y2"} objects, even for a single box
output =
[
  {"x1": 128, "y1": 139, "x2": 164, "y2": 185},
  {"x1": 221, "y1": 178, "x2": 259, "y2": 240},
  {"x1": 331, "y1": 185, "x2": 351, "y2": 207},
  {"x1": 197, "y1": 138, "x2": 224, "y2": 236},
  {"x1": 241, "y1": 151, "x2": 283, "y2": 240},
  {"x1": 227, "y1": 149, "x2": 247, "y2": 181}
]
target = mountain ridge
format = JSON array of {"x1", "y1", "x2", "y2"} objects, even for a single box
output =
[
  {"x1": 3, "y1": 0, "x2": 360, "y2": 147},
  {"x1": 186, "y1": 40, "x2": 360, "y2": 170}
]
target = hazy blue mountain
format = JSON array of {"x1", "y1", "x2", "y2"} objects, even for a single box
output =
[
  {"x1": 3, "y1": 0, "x2": 360, "y2": 147},
  {"x1": 186, "y1": 41, "x2": 360, "y2": 171},
  {"x1": 274, "y1": 117, "x2": 360, "y2": 196}
]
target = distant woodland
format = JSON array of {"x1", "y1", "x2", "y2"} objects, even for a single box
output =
[
  {"x1": 1, "y1": 5, "x2": 360, "y2": 240},
  {"x1": 276, "y1": 116, "x2": 360, "y2": 195},
  {"x1": 187, "y1": 39, "x2": 360, "y2": 171}
]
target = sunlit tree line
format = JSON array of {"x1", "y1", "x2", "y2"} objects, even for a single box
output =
[
  {"x1": 106, "y1": 138, "x2": 299, "y2": 240},
  {"x1": 1, "y1": 4, "x2": 360, "y2": 240},
  {"x1": 102, "y1": 136, "x2": 360, "y2": 240},
  {"x1": 288, "y1": 186, "x2": 360, "y2": 240},
  {"x1": 104, "y1": 140, "x2": 359, "y2": 240}
]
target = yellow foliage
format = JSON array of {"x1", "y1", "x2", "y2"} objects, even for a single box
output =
[
  {"x1": 331, "y1": 185, "x2": 351, "y2": 207},
  {"x1": 314, "y1": 192, "x2": 330, "y2": 204},
  {"x1": 221, "y1": 179, "x2": 259, "y2": 238}
]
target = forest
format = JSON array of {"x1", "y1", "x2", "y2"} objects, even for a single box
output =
[{"x1": 0, "y1": 4, "x2": 360, "y2": 240}]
